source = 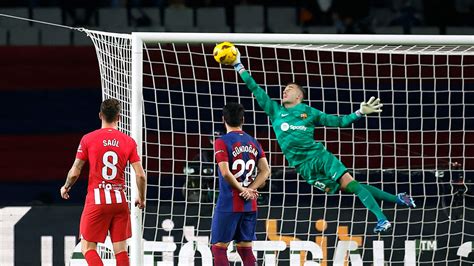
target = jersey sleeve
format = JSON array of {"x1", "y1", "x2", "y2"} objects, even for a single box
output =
[
  {"x1": 75, "y1": 136, "x2": 88, "y2": 161},
  {"x1": 311, "y1": 107, "x2": 361, "y2": 128},
  {"x1": 129, "y1": 138, "x2": 141, "y2": 163},
  {"x1": 239, "y1": 70, "x2": 281, "y2": 119},
  {"x1": 214, "y1": 139, "x2": 229, "y2": 163}
]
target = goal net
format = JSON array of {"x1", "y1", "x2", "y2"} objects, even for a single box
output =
[{"x1": 84, "y1": 30, "x2": 474, "y2": 265}]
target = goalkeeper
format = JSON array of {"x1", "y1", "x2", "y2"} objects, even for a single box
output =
[{"x1": 231, "y1": 50, "x2": 415, "y2": 233}]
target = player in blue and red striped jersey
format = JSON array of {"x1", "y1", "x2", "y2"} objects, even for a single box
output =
[
  {"x1": 60, "y1": 98, "x2": 147, "y2": 266},
  {"x1": 211, "y1": 102, "x2": 271, "y2": 266}
]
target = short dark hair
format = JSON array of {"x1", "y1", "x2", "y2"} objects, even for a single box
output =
[
  {"x1": 100, "y1": 98, "x2": 121, "y2": 123},
  {"x1": 223, "y1": 102, "x2": 244, "y2": 127},
  {"x1": 287, "y1": 82, "x2": 307, "y2": 100}
]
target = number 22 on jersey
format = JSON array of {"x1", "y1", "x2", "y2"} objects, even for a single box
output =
[{"x1": 232, "y1": 159, "x2": 256, "y2": 187}]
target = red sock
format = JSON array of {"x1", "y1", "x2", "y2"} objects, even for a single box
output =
[
  {"x1": 211, "y1": 245, "x2": 229, "y2": 266},
  {"x1": 115, "y1": 251, "x2": 129, "y2": 266},
  {"x1": 84, "y1": 250, "x2": 104, "y2": 266},
  {"x1": 237, "y1": 246, "x2": 256, "y2": 266}
]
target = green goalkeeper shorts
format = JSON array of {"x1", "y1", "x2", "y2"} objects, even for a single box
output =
[{"x1": 295, "y1": 149, "x2": 348, "y2": 194}]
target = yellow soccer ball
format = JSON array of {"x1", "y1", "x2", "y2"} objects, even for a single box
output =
[{"x1": 213, "y1": 41, "x2": 237, "y2": 65}]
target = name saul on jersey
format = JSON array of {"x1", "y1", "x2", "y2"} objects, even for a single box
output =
[{"x1": 103, "y1": 139, "x2": 120, "y2": 147}]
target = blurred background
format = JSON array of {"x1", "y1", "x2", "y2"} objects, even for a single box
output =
[
  {"x1": 1, "y1": 0, "x2": 474, "y2": 206},
  {"x1": 1, "y1": 2, "x2": 474, "y2": 265}
]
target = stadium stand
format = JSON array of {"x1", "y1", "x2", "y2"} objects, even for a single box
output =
[
  {"x1": 196, "y1": 7, "x2": 230, "y2": 33},
  {"x1": 234, "y1": 5, "x2": 264, "y2": 33},
  {"x1": 164, "y1": 6, "x2": 196, "y2": 32},
  {"x1": 98, "y1": 7, "x2": 128, "y2": 29},
  {"x1": 32, "y1": 7, "x2": 62, "y2": 29},
  {"x1": 267, "y1": 7, "x2": 301, "y2": 33}
]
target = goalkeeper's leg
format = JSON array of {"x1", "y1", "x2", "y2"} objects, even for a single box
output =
[
  {"x1": 361, "y1": 184, "x2": 416, "y2": 208},
  {"x1": 339, "y1": 173, "x2": 391, "y2": 233},
  {"x1": 361, "y1": 184, "x2": 397, "y2": 202},
  {"x1": 296, "y1": 152, "x2": 393, "y2": 233}
]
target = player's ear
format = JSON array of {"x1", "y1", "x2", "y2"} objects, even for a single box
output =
[{"x1": 99, "y1": 112, "x2": 103, "y2": 120}]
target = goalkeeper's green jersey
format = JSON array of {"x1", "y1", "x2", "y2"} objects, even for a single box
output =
[{"x1": 239, "y1": 70, "x2": 361, "y2": 167}]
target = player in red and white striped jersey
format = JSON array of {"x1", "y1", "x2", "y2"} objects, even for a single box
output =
[{"x1": 60, "y1": 98, "x2": 146, "y2": 266}]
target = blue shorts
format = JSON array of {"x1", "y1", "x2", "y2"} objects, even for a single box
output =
[{"x1": 210, "y1": 211, "x2": 257, "y2": 244}]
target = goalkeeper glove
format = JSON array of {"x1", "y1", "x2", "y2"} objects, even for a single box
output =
[
  {"x1": 359, "y1": 96, "x2": 383, "y2": 115},
  {"x1": 232, "y1": 48, "x2": 245, "y2": 73}
]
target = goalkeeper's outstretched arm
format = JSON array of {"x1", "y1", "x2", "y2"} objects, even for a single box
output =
[
  {"x1": 232, "y1": 51, "x2": 280, "y2": 119},
  {"x1": 313, "y1": 108, "x2": 362, "y2": 128},
  {"x1": 313, "y1": 96, "x2": 383, "y2": 127}
]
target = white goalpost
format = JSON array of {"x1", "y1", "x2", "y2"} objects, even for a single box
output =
[{"x1": 81, "y1": 30, "x2": 474, "y2": 265}]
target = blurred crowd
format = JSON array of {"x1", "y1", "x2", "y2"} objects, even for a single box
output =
[{"x1": 1, "y1": 0, "x2": 473, "y2": 34}]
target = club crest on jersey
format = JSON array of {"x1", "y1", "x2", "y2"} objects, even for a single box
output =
[{"x1": 300, "y1": 113, "x2": 308, "y2": 119}]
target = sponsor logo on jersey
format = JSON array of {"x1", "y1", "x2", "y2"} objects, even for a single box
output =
[
  {"x1": 281, "y1": 113, "x2": 289, "y2": 117},
  {"x1": 281, "y1": 122, "x2": 307, "y2": 132},
  {"x1": 98, "y1": 181, "x2": 123, "y2": 190}
]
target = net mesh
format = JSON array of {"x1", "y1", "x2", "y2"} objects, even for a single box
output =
[{"x1": 86, "y1": 30, "x2": 474, "y2": 265}]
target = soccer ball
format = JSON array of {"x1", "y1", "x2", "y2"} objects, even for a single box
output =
[{"x1": 213, "y1": 41, "x2": 237, "y2": 65}]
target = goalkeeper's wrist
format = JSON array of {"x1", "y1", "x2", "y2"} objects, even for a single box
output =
[
  {"x1": 355, "y1": 109, "x2": 365, "y2": 117},
  {"x1": 233, "y1": 63, "x2": 245, "y2": 74}
]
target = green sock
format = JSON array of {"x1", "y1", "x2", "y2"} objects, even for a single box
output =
[
  {"x1": 361, "y1": 184, "x2": 397, "y2": 203},
  {"x1": 345, "y1": 180, "x2": 387, "y2": 221}
]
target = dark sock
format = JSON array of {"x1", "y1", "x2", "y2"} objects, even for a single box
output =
[
  {"x1": 361, "y1": 184, "x2": 397, "y2": 203},
  {"x1": 115, "y1": 251, "x2": 129, "y2": 266},
  {"x1": 211, "y1": 245, "x2": 229, "y2": 266},
  {"x1": 84, "y1": 250, "x2": 104, "y2": 266},
  {"x1": 345, "y1": 180, "x2": 387, "y2": 221},
  {"x1": 237, "y1": 246, "x2": 256, "y2": 266}
]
